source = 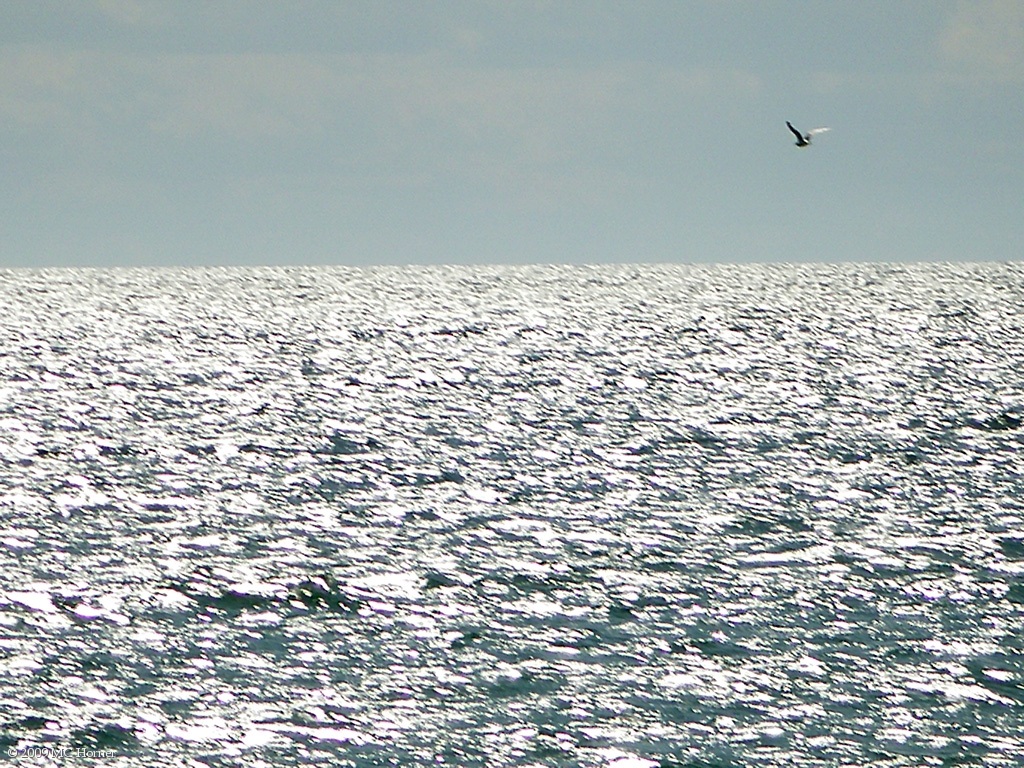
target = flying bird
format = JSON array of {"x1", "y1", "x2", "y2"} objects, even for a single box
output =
[{"x1": 787, "y1": 121, "x2": 830, "y2": 147}]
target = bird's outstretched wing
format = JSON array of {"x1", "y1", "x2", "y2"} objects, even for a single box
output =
[
  {"x1": 807, "y1": 127, "x2": 830, "y2": 136},
  {"x1": 786, "y1": 121, "x2": 804, "y2": 141}
]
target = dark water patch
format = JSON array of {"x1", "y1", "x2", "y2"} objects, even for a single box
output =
[
  {"x1": 290, "y1": 575, "x2": 363, "y2": 613},
  {"x1": 999, "y1": 537, "x2": 1024, "y2": 559},
  {"x1": 964, "y1": 411, "x2": 1023, "y2": 432},
  {"x1": 71, "y1": 722, "x2": 138, "y2": 750},
  {"x1": 319, "y1": 433, "x2": 384, "y2": 455}
]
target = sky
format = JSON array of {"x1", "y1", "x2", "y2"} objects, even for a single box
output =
[{"x1": 1, "y1": 1, "x2": 1022, "y2": 268}]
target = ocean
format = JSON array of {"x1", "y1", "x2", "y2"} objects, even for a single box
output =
[{"x1": 1, "y1": 262, "x2": 1022, "y2": 767}]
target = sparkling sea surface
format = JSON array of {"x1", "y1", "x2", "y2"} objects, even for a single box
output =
[{"x1": 1, "y1": 262, "x2": 1023, "y2": 767}]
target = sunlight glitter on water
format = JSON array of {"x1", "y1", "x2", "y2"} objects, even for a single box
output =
[{"x1": 0, "y1": 263, "x2": 1023, "y2": 765}]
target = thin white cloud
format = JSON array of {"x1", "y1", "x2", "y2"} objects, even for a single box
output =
[
  {"x1": 143, "y1": 53, "x2": 341, "y2": 140},
  {"x1": 0, "y1": 43, "x2": 756, "y2": 150},
  {"x1": 93, "y1": 0, "x2": 164, "y2": 26},
  {"x1": 0, "y1": 45, "x2": 85, "y2": 129},
  {"x1": 938, "y1": 0, "x2": 1024, "y2": 82}
]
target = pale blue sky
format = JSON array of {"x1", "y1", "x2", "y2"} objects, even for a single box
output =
[{"x1": 2, "y1": 1, "x2": 1021, "y2": 267}]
